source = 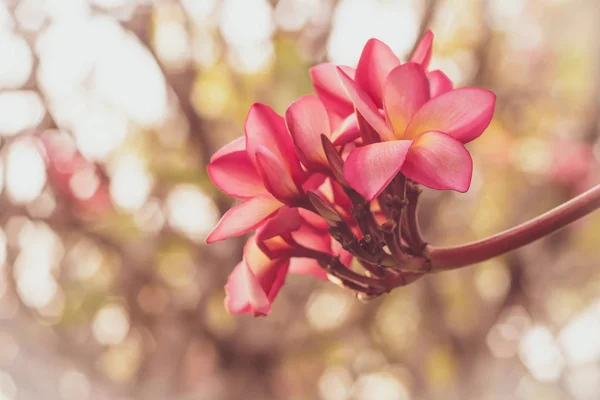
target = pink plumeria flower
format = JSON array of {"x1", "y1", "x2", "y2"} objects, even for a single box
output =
[
  {"x1": 225, "y1": 235, "x2": 290, "y2": 317},
  {"x1": 285, "y1": 93, "x2": 365, "y2": 184},
  {"x1": 224, "y1": 206, "x2": 352, "y2": 316},
  {"x1": 309, "y1": 31, "x2": 452, "y2": 145},
  {"x1": 206, "y1": 103, "x2": 306, "y2": 243},
  {"x1": 338, "y1": 60, "x2": 495, "y2": 200}
]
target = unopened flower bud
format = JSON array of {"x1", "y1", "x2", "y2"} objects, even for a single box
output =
[
  {"x1": 355, "y1": 111, "x2": 381, "y2": 144},
  {"x1": 321, "y1": 134, "x2": 348, "y2": 186},
  {"x1": 307, "y1": 191, "x2": 343, "y2": 225}
]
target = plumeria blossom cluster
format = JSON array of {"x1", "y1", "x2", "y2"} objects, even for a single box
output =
[{"x1": 206, "y1": 31, "x2": 496, "y2": 316}]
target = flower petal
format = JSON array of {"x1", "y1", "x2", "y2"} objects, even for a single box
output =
[
  {"x1": 327, "y1": 178, "x2": 353, "y2": 216},
  {"x1": 255, "y1": 147, "x2": 300, "y2": 201},
  {"x1": 265, "y1": 261, "x2": 289, "y2": 304},
  {"x1": 298, "y1": 207, "x2": 329, "y2": 231},
  {"x1": 402, "y1": 131, "x2": 473, "y2": 192},
  {"x1": 224, "y1": 260, "x2": 270, "y2": 316},
  {"x1": 428, "y1": 70, "x2": 453, "y2": 98},
  {"x1": 292, "y1": 222, "x2": 332, "y2": 253},
  {"x1": 310, "y1": 63, "x2": 356, "y2": 117},
  {"x1": 207, "y1": 150, "x2": 265, "y2": 199},
  {"x1": 245, "y1": 103, "x2": 304, "y2": 181},
  {"x1": 405, "y1": 88, "x2": 496, "y2": 143},
  {"x1": 224, "y1": 257, "x2": 289, "y2": 317},
  {"x1": 410, "y1": 30, "x2": 433, "y2": 69},
  {"x1": 383, "y1": 63, "x2": 430, "y2": 136},
  {"x1": 289, "y1": 258, "x2": 328, "y2": 280},
  {"x1": 244, "y1": 236, "x2": 290, "y2": 311},
  {"x1": 244, "y1": 234, "x2": 273, "y2": 269},
  {"x1": 285, "y1": 95, "x2": 331, "y2": 168},
  {"x1": 355, "y1": 39, "x2": 401, "y2": 108},
  {"x1": 210, "y1": 136, "x2": 246, "y2": 161},
  {"x1": 337, "y1": 67, "x2": 395, "y2": 142},
  {"x1": 256, "y1": 206, "x2": 301, "y2": 243},
  {"x1": 331, "y1": 114, "x2": 361, "y2": 145},
  {"x1": 206, "y1": 194, "x2": 283, "y2": 243},
  {"x1": 343, "y1": 141, "x2": 412, "y2": 200},
  {"x1": 301, "y1": 172, "x2": 327, "y2": 192}
]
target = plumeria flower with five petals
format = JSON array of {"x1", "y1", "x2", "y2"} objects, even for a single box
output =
[
  {"x1": 309, "y1": 31, "x2": 452, "y2": 146},
  {"x1": 206, "y1": 103, "x2": 306, "y2": 243},
  {"x1": 338, "y1": 61, "x2": 495, "y2": 200}
]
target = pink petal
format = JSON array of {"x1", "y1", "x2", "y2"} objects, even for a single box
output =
[
  {"x1": 428, "y1": 70, "x2": 453, "y2": 98},
  {"x1": 331, "y1": 114, "x2": 361, "y2": 145},
  {"x1": 410, "y1": 30, "x2": 433, "y2": 69},
  {"x1": 224, "y1": 256, "x2": 289, "y2": 317},
  {"x1": 337, "y1": 68, "x2": 395, "y2": 142},
  {"x1": 291, "y1": 223, "x2": 332, "y2": 254},
  {"x1": 343, "y1": 141, "x2": 412, "y2": 200},
  {"x1": 244, "y1": 234, "x2": 273, "y2": 269},
  {"x1": 315, "y1": 177, "x2": 352, "y2": 218},
  {"x1": 289, "y1": 258, "x2": 328, "y2": 280},
  {"x1": 243, "y1": 236, "x2": 291, "y2": 313},
  {"x1": 258, "y1": 236, "x2": 294, "y2": 260},
  {"x1": 340, "y1": 142, "x2": 357, "y2": 159},
  {"x1": 285, "y1": 95, "x2": 331, "y2": 168},
  {"x1": 405, "y1": 88, "x2": 496, "y2": 143},
  {"x1": 245, "y1": 103, "x2": 304, "y2": 182},
  {"x1": 355, "y1": 39, "x2": 401, "y2": 108},
  {"x1": 265, "y1": 261, "x2": 289, "y2": 304},
  {"x1": 256, "y1": 206, "x2": 301, "y2": 243},
  {"x1": 383, "y1": 63, "x2": 430, "y2": 136},
  {"x1": 298, "y1": 207, "x2": 329, "y2": 231},
  {"x1": 210, "y1": 136, "x2": 246, "y2": 161},
  {"x1": 255, "y1": 147, "x2": 301, "y2": 201},
  {"x1": 327, "y1": 178, "x2": 353, "y2": 214},
  {"x1": 207, "y1": 150, "x2": 265, "y2": 199},
  {"x1": 224, "y1": 260, "x2": 271, "y2": 316},
  {"x1": 326, "y1": 109, "x2": 346, "y2": 135},
  {"x1": 310, "y1": 63, "x2": 356, "y2": 118},
  {"x1": 301, "y1": 172, "x2": 327, "y2": 192},
  {"x1": 206, "y1": 194, "x2": 283, "y2": 243},
  {"x1": 402, "y1": 131, "x2": 473, "y2": 192},
  {"x1": 245, "y1": 242, "x2": 290, "y2": 305},
  {"x1": 315, "y1": 177, "x2": 335, "y2": 203}
]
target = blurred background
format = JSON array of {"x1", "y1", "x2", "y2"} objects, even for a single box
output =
[{"x1": 0, "y1": 0, "x2": 599, "y2": 399}]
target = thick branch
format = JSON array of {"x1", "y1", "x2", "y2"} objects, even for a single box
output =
[{"x1": 426, "y1": 183, "x2": 600, "y2": 269}]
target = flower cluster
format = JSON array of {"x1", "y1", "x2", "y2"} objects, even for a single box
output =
[{"x1": 206, "y1": 31, "x2": 496, "y2": 316}]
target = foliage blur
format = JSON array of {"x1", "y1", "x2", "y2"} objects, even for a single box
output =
[{"x1": 0, "y1": 0, "x2": 599, "y2": 399}]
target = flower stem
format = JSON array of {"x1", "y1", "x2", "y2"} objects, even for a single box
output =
[
  {"x1": 426, "y1": 183, "x2": 600, "y2": 269},
  {"x1": 405, "y1": 183, "x2": 426, "y2": 251}
]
